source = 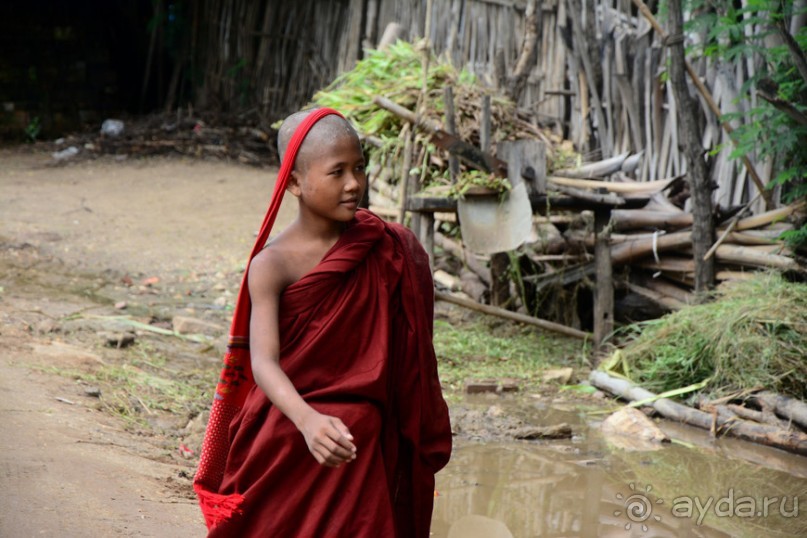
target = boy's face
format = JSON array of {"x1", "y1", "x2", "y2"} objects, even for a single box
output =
[{"x1": 289, "y1": 133, "x2": 366, "y2": 222}]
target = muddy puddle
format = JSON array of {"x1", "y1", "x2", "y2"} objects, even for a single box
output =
[{"x1": 433, "y1": 397, "x2": 807, "y2": 538}]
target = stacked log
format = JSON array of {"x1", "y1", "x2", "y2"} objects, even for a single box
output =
[
  {"x1": 369, "y1": 146, "x2": 805, "y2": 328},
  {"x1": 591, "y1": 371, "x2": 807, "y2": 457}
]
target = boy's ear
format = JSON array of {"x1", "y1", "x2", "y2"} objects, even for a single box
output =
[{"x1": 287, "y1": 171, "x2": 302, "y2": 197}]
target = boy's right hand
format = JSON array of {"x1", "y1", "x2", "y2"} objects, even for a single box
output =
[{"x1": 298, "y1": 410, "x2": 357, "y2": 468}]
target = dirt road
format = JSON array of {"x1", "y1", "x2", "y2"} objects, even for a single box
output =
[{"x1": 0, "y1": 148, "x2": 290, "y2": 536}]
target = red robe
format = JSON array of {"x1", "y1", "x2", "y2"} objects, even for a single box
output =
[{"x1": 199, "y1": 209, "x2": 452, "y2": 537}]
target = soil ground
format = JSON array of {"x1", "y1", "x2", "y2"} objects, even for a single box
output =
[{"x1": 0, "y1": 148, "x2": 287, "y2": 536}]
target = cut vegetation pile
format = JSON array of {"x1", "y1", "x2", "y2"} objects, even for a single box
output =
[
  {"x1": 614, "y1": 273, "x2": 807, "y2": 399},
  {"x1": 311, "y1": 40, "x2": 568, "y2": 192}
]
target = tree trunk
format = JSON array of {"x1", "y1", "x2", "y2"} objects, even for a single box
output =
[{"x1": 667, "y1": 0, "x2": 715, "y2": 293}]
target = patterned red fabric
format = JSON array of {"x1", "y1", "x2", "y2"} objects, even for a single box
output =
[{"x1": 193, "y1": 109, "x2": 452, "y2": 536}]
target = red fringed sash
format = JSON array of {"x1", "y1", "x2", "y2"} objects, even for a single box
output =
[{"x1": 193, "y1": 108, "x2": 344, "y2": 528}]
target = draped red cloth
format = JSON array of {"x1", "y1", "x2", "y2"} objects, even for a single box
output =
[{"x1": 194, "y1": 108, "x2": 452, "y2": 537}]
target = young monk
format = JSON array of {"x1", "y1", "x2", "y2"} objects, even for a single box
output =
[{"x1": 194, "y1": 107, "x2": 452, "y2": 537}]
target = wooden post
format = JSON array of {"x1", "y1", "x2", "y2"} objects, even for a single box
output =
[
  {"x1": 493, "y1": 48, "x2": 507, "y2": 89},
  {"x1": 593, "y1": 208, "x2": 614, "y2": 349},
  {"x1": 482, "y1": 94, "x2": 512, "y2": 308},
  {"x1": 490, "y1": 253, "x2": 512, "y2": 308},
  {"x1": 480, "y1": 95, "x2": 492, "y2": 153},
  {"x1": 409, "y1": 200, "x2": 422, "y2": 240},
  {"x1": 443, "y1": 85, "x2": 460, "y2": 183},
  {"x1": 397, "y1": 125, "x2": 413, "y2": 225},
  {"x1": 421, "y1": 214, "x2": 435, "y2": 269},
  {"x1": 378, "y1": 22, "x2": 404, "y2": 50}
]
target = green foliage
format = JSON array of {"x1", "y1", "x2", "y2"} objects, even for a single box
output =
[
  {"x1": 780, "y1": 225, "x2": 807, "y2": 246},
  {"x1": 310, "y1": 40, "x2": 521, "y2": 193},
  {"x1": 447, "y1": 170, "x2": 512, "y2": 200},
  {"x1": 687, "y1": 0, "x2": 807, "y2": 247},
  {"x1": 313, "y1": 40, "x2": 461, "y2": 129}
]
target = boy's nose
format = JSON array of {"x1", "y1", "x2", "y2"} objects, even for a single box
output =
[{"x1": 345, "y1": 174, "x2": 361, "y2": 192}]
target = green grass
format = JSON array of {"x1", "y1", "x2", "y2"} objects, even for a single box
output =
[
  {"x1": 433, "y1": 318, "x2": 587, "y2": 393},
  {"x1": 612, "y1": 273, "x2": 807, "y2": 399},
  {"x1": 37, "y1": 342, "x2": 213, "y2": 429}
]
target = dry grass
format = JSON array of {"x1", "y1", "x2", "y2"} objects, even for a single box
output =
[{"x1": 615, "y1": 273, "x2": 807, "y2": 399}]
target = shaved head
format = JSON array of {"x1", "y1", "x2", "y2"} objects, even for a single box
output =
[{"x1": 277, "y1": 109, "x2": 360, "y2": 172}]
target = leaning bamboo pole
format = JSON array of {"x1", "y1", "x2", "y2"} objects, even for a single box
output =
[{"x1": 436, "y1": 290, "x2": 591, "y2": 340}]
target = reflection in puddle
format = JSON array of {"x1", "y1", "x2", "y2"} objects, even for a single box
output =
[{"x1": 433, "y1": 405, "x2": 807, "y2": 537}]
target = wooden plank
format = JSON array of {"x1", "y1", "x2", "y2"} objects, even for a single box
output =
[
  {"x1": 498, "y1": 139, "x2": 547, "y2": 194},
  {"x1": 631, "y1": 0, "x2": 770, "y2": 208},
  {"x1": 528, "y1": 262, "x2": 597, "y2": 294},
  {"x1": 473, "y1": 0, "x2": 527, "y2": 8},
  {"x1": 480, "y1": 94, "x2": 492, "y2": 152},
  {"x1": 553, "y1": 153, "x2": 629, "y2": 178},
  {"x1": 398, "y1": 125, "x2": 414, "y2": 224},
  {"x1": 549, "y1": 184, "x2": 626, "y2": 206},
  {"x1": 547, "y1": 175, "x2": 677, "y2": 194},
  {"x1": 611, "y1": 209, "x2": 693, "y2": 230},
  {"x1": 490, "y1": 252, "x2": 512, "y2": 308},
  {"x1": 568, "y1": 0, "x2": 612, "y2": 157},
  {"x1": 725, "y1": 231, "x2": 781, "y2": 245}
]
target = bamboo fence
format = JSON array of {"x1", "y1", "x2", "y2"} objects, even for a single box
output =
[{"x1": 188, "y1": 0, "x2": 788, "y2": 212}]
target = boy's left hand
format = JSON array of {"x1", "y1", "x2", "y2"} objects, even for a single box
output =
[{"x1": 298, "y1": 410, "x2": 357, "y2": 468}]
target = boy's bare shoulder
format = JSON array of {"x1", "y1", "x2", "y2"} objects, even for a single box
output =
[{"x1": 248, "y1": 240, "x2": 294, "y2": 294}]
